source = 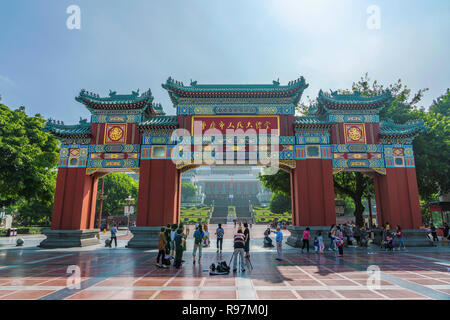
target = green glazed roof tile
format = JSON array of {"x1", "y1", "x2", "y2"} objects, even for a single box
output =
[
  {"x1": 44, "y1": 119, "x2": 91, "y2": 137},
  {"x1": 379, "y1": 118, "x2": 427, "y2": 137},
  {"x1": 162, "y1": 77, "x2": 309, "y2": 106},
  {"x1": 316, "y1": 90, "x2": 394, "y2": 115},
  {"x1": 139, "y1": 115, "x2": 178, "y2": 127}
]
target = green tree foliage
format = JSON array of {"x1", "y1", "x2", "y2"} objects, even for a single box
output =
[
  {"x1": 258, "y1": 170, "x2": 290, "y2": 196},
  {"x1": 181, "y1": 182, "x2": 197, "y2": 202},
  {"x1": 100, "y1": 173, "x2": 138, "y2": 215},
  {"x1": 269, "y1": 191, "x2": 291, "y2": 214},
  {"x1": 412, "y1": 90, "x2": 450, "y2": 201},
  {"x1": 0, "y1": 103, "x2": 59, "y2": 225}
]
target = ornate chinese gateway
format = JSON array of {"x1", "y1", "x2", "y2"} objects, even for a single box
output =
[{"x1": 40, "y1": 76, "x2": 429, "y2": 248}]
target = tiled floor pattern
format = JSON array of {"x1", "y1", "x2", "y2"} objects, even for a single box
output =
[{"x1": 0, "y1": 248, "x2": 449, "y2": 300}]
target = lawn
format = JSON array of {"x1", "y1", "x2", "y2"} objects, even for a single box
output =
[
  {"x1": 252, "y1": 206, "x2": 292, "y2": 224},
  {"x1": 180, "y1": 205, "x2": 211, "y2": 224}
]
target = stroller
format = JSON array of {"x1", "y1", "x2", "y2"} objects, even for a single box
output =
[{"x1": 382, "y1": 231, "x2": 394, "y2": 251}]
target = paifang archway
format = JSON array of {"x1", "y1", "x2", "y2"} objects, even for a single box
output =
[{"x1": 40, "y1": 77, "x2": 427, "y2": 248}]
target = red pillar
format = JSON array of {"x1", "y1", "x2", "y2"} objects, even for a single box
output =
[
  {"x1": 136, "y1": 159, "x2": 181, "y2": 226},
  {"x1": 51, "y1": 167, "x2": 98, "y2": 230},
  {"x1": 374, "y1": 167, "x2": 422, "y2": 229},
  {"x1": 291, "y1": 159, "x2": 336, "y2": 226}
]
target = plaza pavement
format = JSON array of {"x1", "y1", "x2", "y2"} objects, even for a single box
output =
[{"x1": 0, "y1": 224, "x2": 449, "y2": 300}]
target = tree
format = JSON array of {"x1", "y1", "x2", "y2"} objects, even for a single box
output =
[
  {"x1": 269, "y1": 191, "x2": 291, "y2": 214},
  {"x1": 258, "y1": 170, "x2": 290, "y2": 197},
  {"x1": 181, "y1": 182, "x2": 197, "y2": 202},
  {"x1": 412, "y1": 90, "x2": 450, "y2": 201},
  {"x1": 100, "y1": 173, "x2": 139, "y2": 215},
  {"x1": 0, "y1": 103, "x2": 59, "y2": 224}
]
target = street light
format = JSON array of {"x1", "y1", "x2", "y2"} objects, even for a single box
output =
[{"x1": 124, "y1": 195, "x2": 135, "y2": 235}]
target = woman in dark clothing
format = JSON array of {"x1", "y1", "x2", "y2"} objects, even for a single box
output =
[
  {"x1": 244, "y1": 223, "x2": 251, "y2": 258},
  {"x1": 443, "y1": 223, "x2": 449, "y2": 239}
]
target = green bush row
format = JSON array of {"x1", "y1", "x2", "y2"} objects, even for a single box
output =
[{"x1": 0, "y1": 226, "x2": 49, "y2": 236}]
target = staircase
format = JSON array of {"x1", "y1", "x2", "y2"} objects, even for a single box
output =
[
  {"x1": 209, "y1": 205, "x2": 228, "y2": 224},
  {"x1": 235, "y1": 206, "x2": 252, "y2": 223}
]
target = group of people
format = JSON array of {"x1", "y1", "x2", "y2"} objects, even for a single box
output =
[
  {"x1": 156, "y1": 223, "x2": 189, "y2": 269},
  {"x1": 153, "y1": 218, "x2": 429, "y2": 270},
  {"x1": 429, "y1": 223, "x2": 450, "y2": 242}
]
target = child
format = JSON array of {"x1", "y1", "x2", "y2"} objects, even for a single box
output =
[
  {"x1": 318, "y1": 232, "x2": 324, "y2": 253},
  {"x1": 301, "y1": 227, "x2": 311, "y2": 253},
  {"x1": 313, "y1": 237, "x2": 319, "y2": 253}
]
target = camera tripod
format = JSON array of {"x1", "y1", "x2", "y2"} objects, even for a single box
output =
[{"x1": 229, "y1": 250, "x2": 253, "y2": 270}]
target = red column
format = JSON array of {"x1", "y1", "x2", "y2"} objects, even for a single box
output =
[
  {"x1": 374, "y1": 167, "x2": 422, "y2": 229},
  {"x1": 51, "y1": 167, "x2": 98, "y2": 230},
  {"x1": 291, "y1": 159, "x2": 336, "y2": 226},
  {"x1": 136, "y1": 159, "x2": 180, "y2": 226}
]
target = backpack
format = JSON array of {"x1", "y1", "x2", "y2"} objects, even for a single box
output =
[
  {"x1": 217, "y1": 228, "x2": 224, "y2": 238},
  {"x1": 216, "y1": 261, "x2": 230, "y2": 273},
  {"x1": 162, "y1": 257, "x2": 171, "y2": 266},
  {"x1": 195, "y1": 231, "x2": 204, "y2": 244}
]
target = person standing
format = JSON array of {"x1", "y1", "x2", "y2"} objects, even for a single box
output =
[
  {"x1": 395, "y1": 225, "x2": 406, "y2": 250},
  {"x1": 193, "y1": 225, "x2": 204, "y2": 264},
  {"x1": 301, "y1": 227, "x2": 311, "y2": 253},
  {"x1": 273, "y1": 226, "x2": 283, "y2": 261},
  {"x1": 335, "y1": 226, "x2": 344, "y2": 256},
  {"x1": 174, "y1": 229, "x2": 185, "y2": 269},
  {"x1": 157, "y1": 227, "x2": 168, "y2": 268},
  {"x1": 232, "y1": 229, "x2": 246, "y2": 272},
  {"x1": 215, "y1": 223, "x2": 224, "y2": 253},
  {"x1": 244, "y1": 222, "x2": 251, "y2": 258},
  {"x1": 328, "y1": 224, "x2": 336, "y2": 251},
  {"x1": 110, "y1": 224, "x2": 118, "y2": 248},
  {"x1": 164, "y1": 224, "x2": 171, "y2": 255},
  {"x1": 203, "y1": 223, "x2": 210, "y2": 247},
  {"x1": 318, "y1": 232, "x2": 324, "y2": 253},
  {"x1": 170, "y1": 224, "x2": 178, "y2": 257}
]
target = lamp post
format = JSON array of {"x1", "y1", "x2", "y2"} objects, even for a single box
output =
[
  {"x1": 97, "y1": 179, "x2": 107, "y2": 231},
  {"x1": 124, "y1": 195, "x2": 135, "y2": 235}
]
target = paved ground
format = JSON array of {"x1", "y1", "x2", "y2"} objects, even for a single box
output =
[{"x1": 0, "y1": 225, "x2": 449, "y2": 300}]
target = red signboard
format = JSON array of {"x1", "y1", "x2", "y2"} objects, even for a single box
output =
[{"x1": 191, "y1": 116, "x2": 279, "y2": 135}]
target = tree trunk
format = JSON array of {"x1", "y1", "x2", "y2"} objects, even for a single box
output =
[{"x1": 354, "y1": 198, "x2": 365, "y2": 227}]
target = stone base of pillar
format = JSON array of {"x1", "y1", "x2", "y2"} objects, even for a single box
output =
[
  {"x1": 287, "y1": 226, "x2": 330, "y2": 247},
  {"x1": 373, "y1": 229, "x2": 434, "y2": 247},
  {"x1": 39, "y1": 229, "x2": 100, "y2": 248},
  {"x1": 126, "y1": 226, "x2": 161, "y2": 248}
]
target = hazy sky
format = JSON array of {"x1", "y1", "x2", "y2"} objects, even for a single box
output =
[{"x1": 0, "y1": 0, "x2": 448, "y2": 123}]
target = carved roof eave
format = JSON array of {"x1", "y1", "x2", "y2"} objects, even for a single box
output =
[
  {"x1": 162, "y1": 77, "x2": 309, "y2": 107},
  {"x1": 379, "y1": 119, "x2": 427, "y2": 139},
  {"x1": 138, "y1": 115, "x2": 179, "y2": 132},
  {"x1": 138, "y1": 124, "x2": 178, "y2": 132},
  {"x1": 315, "y1": 90, "x2": 394, "y2": 115},
  {"x1": 75, "y1": 89, "x2": 155, "y2": 113}
]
